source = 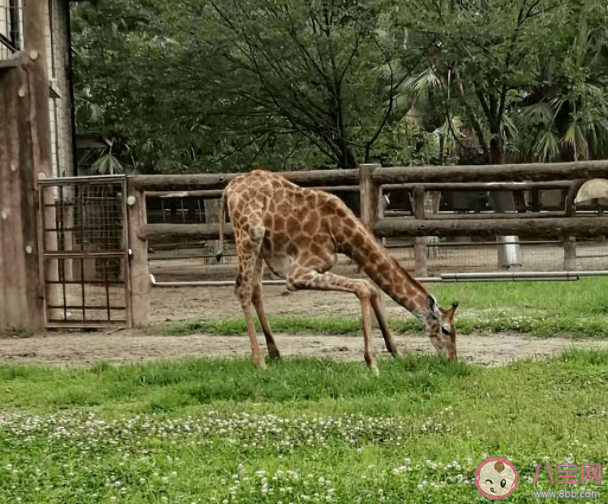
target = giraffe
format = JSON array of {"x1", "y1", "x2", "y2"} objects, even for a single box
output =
[{"x1": 217, "y1": 169, "x2": 458, "y2": 372}]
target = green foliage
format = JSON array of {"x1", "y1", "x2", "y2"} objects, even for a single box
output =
[
  {"x1": 71, "y1": 0, "x2": 608, "y2": 171},
  {"x1": 7, "y1": 325, "x2": 35, "y2": 338}
]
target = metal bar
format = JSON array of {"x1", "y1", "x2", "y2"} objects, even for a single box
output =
[
  {"x1": 389, "y1": 212, "x2": 571, "y2": 220},
  {"x1": 45, "y1": 226, "x2": 124, "y2": 233},
  {"x1": 47, "y1": 320, "x2": 127, "y2": 326},
  {"x1": 81, "y1": 258, "x2": 85, "y2": 322},
  {"x1": 149, "y1": 269, "x2": 608, "y2": 287},
  {"x1": 384, "y1": 240, "x2": 561, "y2": 248},
  {"x1": 41, "y1": 186, "x2": 48, "y2": 253},
  {"x1": 147, "y1": 240, "x2": 206, "y2": 249},
  {"x1": 9, "y1": 0, "x2": 20, "y2": 49},
  {"x1": 105, "y1": 259, "x2": 111, "y2": 321},
  {"x1": 79, "y1": 185, "x2": 85, "y2": 253},
  {"x1": 61, "y1": 259, "x2": 67, "y2": 321},
  {"x1": 59, "y1": 187, "x2": 67, "y2": 322},
  {"x1": 45, "y1": 279, "x2": 124, "y2": 286},
  {"x1": 570, "y1": 270, "x2": 608, "y2": 276},
  {"x1": 122, "y1": 178, "x2": 131, "y2": 327},
  {"x1": 0, "y1": 32, "x2": 18, "y2": 52},
  {"x1": 47, "y1": 305, "x2": 127, "y2": 311},
  {"x1": 441, "y1": 271, "x2": 582, "y2": 281},
  {"x1": 47, "y1": 0, "x2": 56, "y2": 77},
  {"x1": 443, "y1": 277, "x2": 579, "y2": 283},
  {"x1": 148, "y1": 254, "x2": 237, "y2": 261},
  {"x1": 43, "y1": 251, "x2": 126, "y2": 258}
]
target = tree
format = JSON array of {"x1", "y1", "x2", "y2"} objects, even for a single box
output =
[
  {"x1": 393, "y1": 0, "x2": 570, "y2": 165},
  {"x1": 71, "y1": 0, "x2": 608, "y2": 172},
  {"x1": 72, "y1": 0, "x2": 427, "y2": 171}
]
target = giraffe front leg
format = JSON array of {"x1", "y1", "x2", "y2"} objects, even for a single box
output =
[
  {"x1": 369, "y1": 288, "x2": 400, "y2": 358},
  {"x1": 287, "y1": 266, "x2": 378, "y2": 374},
  {"x1": 359, "y1": 289, "x2": 379, "y2": 376}
]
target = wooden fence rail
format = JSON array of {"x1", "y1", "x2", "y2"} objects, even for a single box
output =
[{"x1": 122, "y1": 161, "x2": 608, "y2": 327}]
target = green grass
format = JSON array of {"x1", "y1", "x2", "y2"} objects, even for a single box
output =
[
  {"x1": 158, "y1": 277, "x2": 608, "y2": 338},
  {"x1": 1, "y1": 350, "x2": 608, "y2": 503}
]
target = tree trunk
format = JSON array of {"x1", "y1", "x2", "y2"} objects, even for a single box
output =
[{"x1": 489, "y1": 133, "x2": 503, "y2": 165}]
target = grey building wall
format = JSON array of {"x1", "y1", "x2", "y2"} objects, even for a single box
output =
[{"x1": 1, "y1": 0, "x2": 74, "y2": 177}]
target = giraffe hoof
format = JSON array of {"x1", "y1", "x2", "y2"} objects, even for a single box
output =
[
  {"x1": 369, "y1": 363, "x2": 379, "y2": 376},
  {"x1": 269, "y1": 352, "x2": 281, "y2": 361},
  {"x1": 254, "y1": 359, "x2": 267, "y2": 370}
]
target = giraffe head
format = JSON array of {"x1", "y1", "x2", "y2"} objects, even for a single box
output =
[{"x1": 424, "y1": 294, "x2": 458, "y2": 362}]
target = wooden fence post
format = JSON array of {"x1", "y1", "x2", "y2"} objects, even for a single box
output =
[
  {"x1": 413, "y1": 186, "x2": 428, "y2": 276},
  {"x1": 359, "y1": 164, "x2": 381, "y2": 227},
  {"x1": 127, "y1": 181, "x2": 150, "y2": 327},
  {"x1": 359, "y1": 163, "x2": 385, "y2": 324}
]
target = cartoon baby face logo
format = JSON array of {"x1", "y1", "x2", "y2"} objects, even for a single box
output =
[{"x1": 475, "y1": 457, "x2": 518, "y2": 499}]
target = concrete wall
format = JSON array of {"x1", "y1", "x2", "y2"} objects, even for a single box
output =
[
  {"x1": 46, "y1": 0, "x2": 74, "y2": 177},
  {"x1": 1, "y1": 0, "x2": 74, "y2": 177}
]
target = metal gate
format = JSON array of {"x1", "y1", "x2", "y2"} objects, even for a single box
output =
[{"x1": 39, "y1": 175, "x2": 130, "y2": 328}]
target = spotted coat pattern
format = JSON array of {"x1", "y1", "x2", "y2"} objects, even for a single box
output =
[{"x1": 218, "y1": 170, "x2": 458, "y2": 371}]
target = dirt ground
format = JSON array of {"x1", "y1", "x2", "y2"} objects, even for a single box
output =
[
  {"x1": 0, "y1": 331, "x2": 604, "y2": 367},
  {"x1": 1, "y1": 285, "x2": 605, "y2": 367}
]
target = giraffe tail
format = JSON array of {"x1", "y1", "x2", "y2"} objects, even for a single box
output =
[{"x1": 216, "y1": 187, "x2": 228, "y2": 263}]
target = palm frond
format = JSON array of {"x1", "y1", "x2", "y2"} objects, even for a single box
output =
[{"x1": 91, "y1": 152, "x2": 125, "y2": 175}]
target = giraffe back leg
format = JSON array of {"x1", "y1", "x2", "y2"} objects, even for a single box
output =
[
  {"x1": 234, "y1": 222, "x2": 266, "y2": 368},
  {"x1": 251, "y1": 255, "x2": 280, "y2": 359},
  {"x1": 287, "y1": 265, "x2": 379, "y2": 374}
]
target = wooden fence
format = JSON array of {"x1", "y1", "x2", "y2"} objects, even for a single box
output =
[{"x1": 125, "y1": 160, "x2": 608, "y2": 327}]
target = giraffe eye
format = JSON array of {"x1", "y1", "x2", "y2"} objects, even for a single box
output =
[{"x1": 441, "y1": 325, "x2": 450, "y2": 335}]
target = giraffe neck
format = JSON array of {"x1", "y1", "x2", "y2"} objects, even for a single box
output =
[{"x1": 338, "y1": 224, "x2": 430, "y2": 317}]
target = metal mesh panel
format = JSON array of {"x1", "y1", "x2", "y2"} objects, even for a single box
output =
[
  {"x1": 145, "y1": 183, "x2": 608, "y2": 283},
  {"x1": 40, "y1": 177, "x2": 129, "y2": 327}
]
